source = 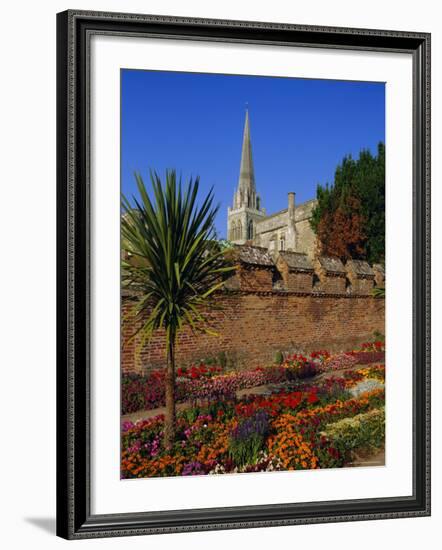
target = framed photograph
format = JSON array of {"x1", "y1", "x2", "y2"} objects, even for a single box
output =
[{"x1": 56, "y1": 9, "x2": 430, "y2": 539}]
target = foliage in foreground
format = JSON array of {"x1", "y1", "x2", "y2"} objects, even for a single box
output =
[
  {"x1": 121, "y1": 345, "x2": 386, "y2": 478},
  {"x1": 121, "y1": 384, "x2": 385, "y2": 478},
  {"x1": 121, "y1": 170, "x2": 234, "y2": 445}
]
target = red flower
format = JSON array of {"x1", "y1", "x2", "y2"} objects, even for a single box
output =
[{"x1": 307, "y1": 392, "x2": 319, "y2": 405}]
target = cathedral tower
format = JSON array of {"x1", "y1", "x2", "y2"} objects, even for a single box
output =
[{"x1": 227, "y1": 109, "x2": 265, "y2": 243}]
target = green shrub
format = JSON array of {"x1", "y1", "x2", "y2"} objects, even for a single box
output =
[
  {"x1": 181, "y1": 407, "x2": 200, "y2": 424},
  {"x1": 324, "y1": 407, "x2": 385, "y2": 458},
  {"x1": 372, "y1": 287, "x2": 385, "y2": 298},
  {"x1": 274, "y1": 351, "x2": 284, "y2": 365}
]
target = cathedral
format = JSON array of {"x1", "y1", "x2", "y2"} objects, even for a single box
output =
[{"x1": 227, "y1": 110, "x2": 318, "y2": 258}]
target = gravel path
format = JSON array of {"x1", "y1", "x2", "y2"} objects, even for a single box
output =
[
  {"x1": 349, "y1": 448, "x2": 385, "y2": 467},
  {"x1": 349, "y1": 378, "x2": 384, "y2": 397}
]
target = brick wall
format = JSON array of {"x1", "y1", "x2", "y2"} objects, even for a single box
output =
[
  {"x1": 237, "y1": 266, "x2": 273, "y2": 291},
  {"x1": 122, "y1": 290, "x2": 385, "y2": 374},
  {"x1": 315, "y1": 274, "x2": 347, "y2": 294},
  {"x1": 348, "y1": 277, "x2": 375, "y2": 295},
  {"x1": 286, "y1": 272, "x2": 313, "y2": 293}
]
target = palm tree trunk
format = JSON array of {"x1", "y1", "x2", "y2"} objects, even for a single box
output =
[{"x1": 164, "y1": 335, "x2": 176, "y2": 448}]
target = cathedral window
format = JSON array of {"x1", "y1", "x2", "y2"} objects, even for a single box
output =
[{"x1": 247, "y1": 220, "x2": 254, "y2": 240}]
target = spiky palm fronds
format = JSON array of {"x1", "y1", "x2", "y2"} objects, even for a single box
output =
[
  {"x1": 372, "y1": 286, "x2": 385, "y2": 298},
  {"x1": 121, "y1": 170, "x2": 234, "y2": 445}
]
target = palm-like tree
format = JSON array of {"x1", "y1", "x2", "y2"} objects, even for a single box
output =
[{"x1": 121, "y1": 170, "x2": 233, "y2": 447}]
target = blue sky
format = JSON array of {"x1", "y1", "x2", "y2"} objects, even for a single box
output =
[{"x1": 121, "y1": 70, "x2": 385, "y2": 239}]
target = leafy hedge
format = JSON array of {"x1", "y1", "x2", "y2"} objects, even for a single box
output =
[{"x1": 323, "y1": 407, "x2": 385, "y2": 459}]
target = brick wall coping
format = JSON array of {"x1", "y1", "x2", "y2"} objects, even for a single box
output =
[
  {"x1": 122, "y1": 288, "x2": 383, "y2": 300},
  {"x1": 219, "y1": 289, "x2": 381, "y2": 299}
]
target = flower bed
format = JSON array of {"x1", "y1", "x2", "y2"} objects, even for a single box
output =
[
  {"x1": 347, "y1": 351, "x2": 385, "y2": 364},
  {"x1": 122, "y1": 343, "x2": 386, "y2": 415},
  {"x1": 322, "y1": 407, "x2": 385, "y2": 460},
  {"x1": 346, "y1": 341, "x2": 385, "y2": 364},
  {"x1": 177, "y1": 363, "x2": 223, "y2": 379},
  {"x1": 122, "y1": 365, "x2": 290, "y2": 414},
  {"x1": 121, "y1": 371, "x2": 385, "y2": 478}
]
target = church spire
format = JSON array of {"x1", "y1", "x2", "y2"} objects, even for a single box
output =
[{"x1": 237, "y1": 108, "x2": 256, "y2": 196}]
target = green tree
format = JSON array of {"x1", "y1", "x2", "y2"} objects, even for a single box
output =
[
  {"x1": 121, "y1": 170, "x2": 233, "y2": 447},
  {"x1": 310, "y1": 142, "x2": 385, "y2": 264}
]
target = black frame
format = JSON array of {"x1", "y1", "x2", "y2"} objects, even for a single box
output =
[{"x1": 56, "y1": 9, "x2": 431, "y2": 540}]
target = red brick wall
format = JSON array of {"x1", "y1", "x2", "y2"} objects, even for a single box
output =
[
  {"x1": 275, "y1": 257, "x2": 314, "y2": 293},
  {"x1": 237, "y1": 267, "x2": 273, "y2": 291},
  {"x1": 349, "y1": 278, "x2": 375, "y2": 295},
  {"x1": 286, "y1": 272, "x2": 313, "y2": 293},
  {"x1": 122, "y1": 291, "x2": 385, "y2": 374},
  {"x1": 316, "y1": 275, "x2": 346, "y2": 294}
]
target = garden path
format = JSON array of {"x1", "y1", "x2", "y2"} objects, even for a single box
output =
[{"x1": 349, "y1": 448, "x2": 385, "y2": 467}]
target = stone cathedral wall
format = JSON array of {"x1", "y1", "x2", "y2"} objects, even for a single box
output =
[{"x1": 295, "y1": 218, "x2": 317, "y2": 257}]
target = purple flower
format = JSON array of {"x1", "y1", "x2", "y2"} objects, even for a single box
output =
[
  {"x1": 127, "y1": 440, "x2": 141, "y2": 453},
  {"x1": 182, "y1": 461, "x2": 206, "y2": 476},
  {"x1": 121, "y1": 421, "x2": 135, "y2": 433},
  {"x1": 231, "y1": 411, "x2": 269, "y2": 442}
]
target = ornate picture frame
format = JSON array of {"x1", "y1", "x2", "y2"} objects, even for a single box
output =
[{"x1": 56, "y1": 9, "x2": 430, "y2": 539}]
